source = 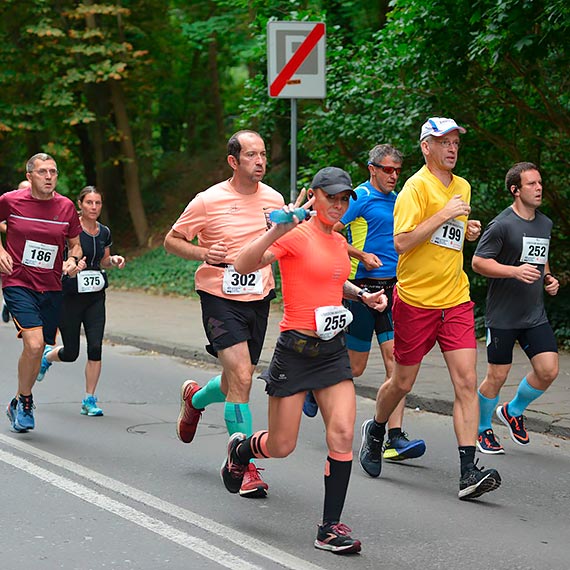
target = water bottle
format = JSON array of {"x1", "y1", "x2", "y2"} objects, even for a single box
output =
[{"x1": 269, "y1": 207, "x2": 310, "y2": 224}]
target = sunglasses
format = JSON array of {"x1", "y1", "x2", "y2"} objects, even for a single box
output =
[{"x1": 368, "y1": 162, "x2": 402, "y2": 175}]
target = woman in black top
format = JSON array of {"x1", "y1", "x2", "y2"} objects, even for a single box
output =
[{"x1": 37, "y1": 186, "x2": 125, "y2": 416}]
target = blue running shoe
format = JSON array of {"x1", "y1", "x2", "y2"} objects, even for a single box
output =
[
  {"x1": 81, "y1": 396, "x2": 104, "y2": 416},
  {"x1": 6, "y1": 398, "x2": 26, "y2": 432},
  {"x1": 303, "y1": 391, "x2": 319, "y2": 418},
  {"x1": 14, "y1": 394, "x2": 35, "y2": 431},
  {"x1": 383, "y1": 432, "x2": 426, "y2": 461},
  {"x1": 36, "y1": 345, "x2": 53, "y2": 382}
]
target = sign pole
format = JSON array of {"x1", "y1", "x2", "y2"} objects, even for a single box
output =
[{"x1": 290, "y1": 98, "x2": 298, "y2": 203}]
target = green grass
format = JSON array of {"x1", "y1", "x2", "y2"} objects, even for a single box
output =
[{"x1": 110, "y1": 247, "x2": 201, "y2": 297}]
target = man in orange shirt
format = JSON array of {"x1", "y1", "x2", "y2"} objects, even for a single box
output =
[{"x1": 164, "y1": 130, "x2": 284, "y2": 498}]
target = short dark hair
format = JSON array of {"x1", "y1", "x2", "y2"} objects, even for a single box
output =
[
  {"x1": 227, "y1": 130, "x2": 262, "y2": 163},
  {"x1": 505, "y1": 162, "x2": 538, "y2": 196}
]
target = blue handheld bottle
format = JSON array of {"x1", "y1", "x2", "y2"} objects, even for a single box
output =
[{"x1": 269, "y1": 208, "x2": 310, "y2": 224}]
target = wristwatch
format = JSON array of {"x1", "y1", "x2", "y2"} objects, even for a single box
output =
[{"x1": 357, "y1": 288, "x2": 369, "y2": 303}]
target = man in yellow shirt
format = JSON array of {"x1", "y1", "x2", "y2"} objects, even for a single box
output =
[{"x1": 358, "y1": 117, "x2": 502, "y2": 500}]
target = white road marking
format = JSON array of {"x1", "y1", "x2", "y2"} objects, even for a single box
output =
[
  {"x1": 0, "y1": 448, "x2": 260, "y2": 570},
  {"x1": 0, "y1": 434, "x2": 326, "y2": 570}
]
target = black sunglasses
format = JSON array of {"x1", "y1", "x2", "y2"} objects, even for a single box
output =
[{"x1": 368, "y1": 162, "x2": 402, "y2": 175}]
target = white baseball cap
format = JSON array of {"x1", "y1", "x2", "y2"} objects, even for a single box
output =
[{"x1": 420, "y1": 117, "x2": 466, "y2": 141}]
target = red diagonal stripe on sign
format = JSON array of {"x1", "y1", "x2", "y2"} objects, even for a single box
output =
[{"x1": 269, "y1": 23, "x2": 325, "y2": 97}]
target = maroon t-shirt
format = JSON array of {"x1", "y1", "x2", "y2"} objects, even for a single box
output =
[{"x1": 0, "y1": 188, "x2": 81, "y2": 292}]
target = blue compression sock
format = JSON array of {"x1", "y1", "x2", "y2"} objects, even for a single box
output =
[
  {"x1": 508, "y1": 377, "x2": 544, "y2": 417},
  {"x1": 191, "y1": 375, "x2": 225, "y2": 409},
  {"x1": 478, "y1": 390, "x2": 499, "y2": 433},
  {"x1": 224, "y1": 402, "x2": 253, "y2": 436}
]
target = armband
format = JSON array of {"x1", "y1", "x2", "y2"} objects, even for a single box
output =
[{"x1": 71, "y1": 256, "x2": 80, "y2": 264}]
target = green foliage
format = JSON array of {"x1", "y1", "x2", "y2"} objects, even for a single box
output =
[{"x1": 110, "y1": 247, "x2": 201, "y2": 296}]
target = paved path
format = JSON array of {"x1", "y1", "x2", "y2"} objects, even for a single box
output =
[{"x1": 105, "y1": 289, "x2": 570, "y2": 438}]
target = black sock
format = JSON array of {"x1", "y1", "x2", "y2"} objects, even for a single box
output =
[
  {"x1": 459, "y1": 446, "x2": 476, "y2": 474},
  {"x1": 323, "y1": 456, "x2": 352, "y2": 525},
  {"x1": 370, "y1": 419, "x2": 386, "y2": 440},
  {"x1": 388, "y1": 428, "x2": 402, "y2": 440}
]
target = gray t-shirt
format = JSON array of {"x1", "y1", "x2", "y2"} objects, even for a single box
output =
[{"x1": 474, "y1": 206, "x2": 552, "y2": 329}]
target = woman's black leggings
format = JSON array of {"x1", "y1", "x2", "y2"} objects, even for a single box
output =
[{"x1": 57, "y1": 291, "x2": 106, "y2": 362}]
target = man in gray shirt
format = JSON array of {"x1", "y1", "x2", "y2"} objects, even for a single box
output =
[{"x1": 472, "y1": 161, "x2": 560, "y2": 454}]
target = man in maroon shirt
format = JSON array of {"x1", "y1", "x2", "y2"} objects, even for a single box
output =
[{"x1": 0, "y1": 153, "x2": 83, "y2": 432}]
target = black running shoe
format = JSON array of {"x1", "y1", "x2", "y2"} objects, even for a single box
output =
[
  {"x1": 477, "y1": 429, "x2": 505, "y2": 455},
  {"x1": 1, "y1": 302, "x2": 10, "y2": 323},
  {"x1": 358, "y1": 419, "x2": 383, "y2": 477},
  {"x1": 496, "y1": 403, "x2": 529, "y2": 446},
  {"x1": 314, "y1": 522, "x2": 362, "y2": 554},
  {"x1": 459, "y1": 459, "x2": 501, "y2": 500},
  {"x1": 220, "y1": 433, "x2": 247, "y2": 494}
]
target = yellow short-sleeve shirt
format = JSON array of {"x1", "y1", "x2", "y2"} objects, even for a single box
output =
[{"x1": 394, "y1": 165, "x2": 471, "y2": 309}]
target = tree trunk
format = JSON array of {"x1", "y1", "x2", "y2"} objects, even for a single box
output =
[{"x1": 109, "y1": 79, "x2": 149, "y2": 246}]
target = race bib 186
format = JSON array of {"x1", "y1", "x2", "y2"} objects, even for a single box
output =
[
  {"x1": 22, "y1": 240, "x2": 58, "y2": 269},
  {"x1": 520, "y1": 236, "x2": 549, "y2": 265},
  {"x1": 430, "y1": 219, "x2": 464, "y2": 251},
  {"x1": 222, "y1": 265, "x2": 263, "y2": 295}
]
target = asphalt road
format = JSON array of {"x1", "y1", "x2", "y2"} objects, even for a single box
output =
[{"x1": 1, "y1": 328, "x2": 569, "y2": 570}]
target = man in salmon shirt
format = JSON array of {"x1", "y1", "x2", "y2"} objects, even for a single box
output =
[
  {"x1": 358, "y1": 117, "x2": 502, "y2": 500},
  {"x1": 164, "y1": 130, "x2": 284, "y2": 498}
]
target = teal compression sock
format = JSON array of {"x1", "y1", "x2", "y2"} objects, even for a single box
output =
[
  {"x1": 191, "y1": 375, "x2": 225, "y2": 409},
  {"x1": 478, "y1": 390, "x2": 499, "y2": 433},
  {"x1": 508, "y1": 377, "x2": 544, "y2": 417},
  {"x1": 224, "y1": 402, "x2": 253, "y2": 436}
]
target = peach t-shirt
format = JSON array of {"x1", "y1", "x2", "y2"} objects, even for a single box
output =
[{"x1": 172, "y1": 180, "x2": 284, "y2": 301}]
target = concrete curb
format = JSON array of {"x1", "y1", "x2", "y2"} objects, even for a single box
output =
[{"x1": 106, "y1": 333, "x2": 570, "y2": 440}]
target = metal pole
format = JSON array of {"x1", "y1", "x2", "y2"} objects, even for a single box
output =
[{"x1": 290, "y1": 98, "x2": 298, "y2": 203}]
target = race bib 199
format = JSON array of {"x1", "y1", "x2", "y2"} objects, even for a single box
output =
[
  {"x1": 430, "y1": 219, "x2": 464, "y2": 251},
  {"x1": 22, "y1": 240, "x2": 58, "y2": 269},
  {"x1": 314, "y1": 305, "x2": 353, "y2": 341},
  {"x1": 520, "y1": 237, "x2": 549, "y2": 265},
  {"x1": 222, "y1": 265, "x2": 263, "y2": 295},
  {"x1": 77, "y1": 270, "x2": 106, "y2": 293}
]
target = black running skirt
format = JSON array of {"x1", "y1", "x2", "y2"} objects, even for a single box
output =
[{"x1": 260, "y1": 330, "x2": 353, "y2": 398}]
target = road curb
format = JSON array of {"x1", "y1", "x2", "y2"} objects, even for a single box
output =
[{"x1": 106, "y1": 333, "x2": 570, "y2": 440}]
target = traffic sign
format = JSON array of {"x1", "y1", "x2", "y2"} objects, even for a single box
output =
[{"x1": 267, "y1": 21, "x2": 326, "y2": 99}]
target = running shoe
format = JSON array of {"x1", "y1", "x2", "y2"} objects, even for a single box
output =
[
  {"x1": 358, "y1": 418, "x2": 383, "y2": 478},
  {"x1": 383, "y1": 432, "x2": 426, "y2": 461},
  {"x1": 36, "y1": 345, "x2": 53, "y2": 382},
  {"x1": 314, "y1": 522, "x2": 362, "y2": 554},
  {"x1": 14, "y1": 394, "x2": 35, "y2": 431},
  {"x1": 458, "y1": 459, "x2": 501, "y2": 500},
  {"x1": 6, "y1": 398, "x2": 26, "y2": 433},
  {"x1": 302, "y1": 391, "x2": 319, "y2": 418},
  {"x1": 221, "y1": 432, "x2": 247, "y2": 494},
  {"x1": 81, "y1": 396, "x2": 104, "y2": 416},
  {"x1": 176, "y1": 380, "x2": 204, "y2": 443},
  {"x1": 239, "y1": 462, "x2": 268, "y2": 498},
  {"x1": 2, "y1": 302, "x2": 10, "y2": 323},
  {"x1": 496, "y1": 403, "x2": 529, "y2": 446},
  {"x1": 477, "y1": 429, "x2": 504, "y2": 455}
]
